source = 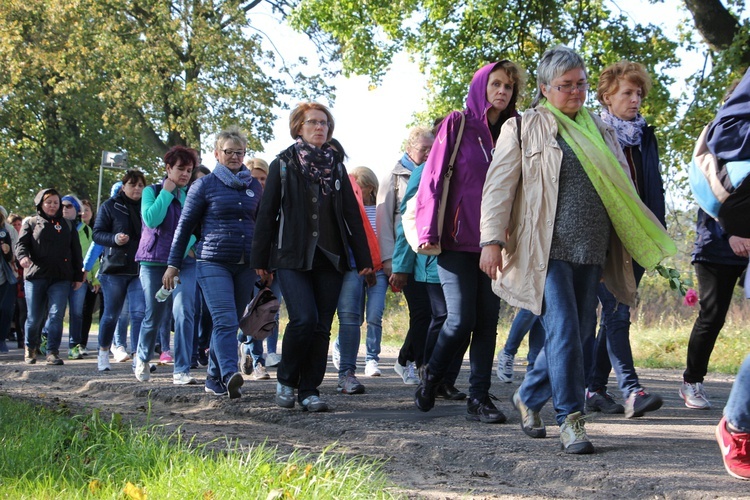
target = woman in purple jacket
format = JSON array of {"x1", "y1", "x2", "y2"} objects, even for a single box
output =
[{"x1": 413, "y1": 60, "x2": 525, "y2": 423}]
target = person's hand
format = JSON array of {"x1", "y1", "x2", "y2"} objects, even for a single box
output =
[
  {"x1": 389, "y1": 272, "x2": 408, "y2": 290},
  {"x1": 115, "y1": 233, "x2": 129, "y2": 246},
  {"x1": 19, "y1": 257, "x2": 31, "y2": 269},
  {"x1": 728, "y1": 236, "x2": 750, "y2": 258},
  {"x1": 358, "y1": 267, "x2": 373, "y2": 277},
  {"x1": 382, "y1": 260, "x2": 392, "y2": 277},
  {"x1": 1, "y1": 242, "x2": 9, "y2": 255},
  {"x1": 479, "y1": 244, "x2": 503, "y2": 280},
  {"x1": 162, "y1": 176, "x2": 177, "y2": 193},
  {"x1": 92, "y1": 284, "x2": 101, "y2": 293},
  {"x1": 72, "y1": 281, "x2": 83, "y2": 291},
  {"x1": 419, "y1": 242, "x2": 440, "y2": 253},
  {"x1": 259, "y1": 271, "x2": 274, "y2": 287},
  {"x1": 162, "y1": 267, "x2": 180, "y2": 290}
]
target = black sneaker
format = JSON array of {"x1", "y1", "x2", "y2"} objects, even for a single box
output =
[
  {"x1": 466, "y1": 395, "x2": 507, "y2": 423},
  {"x1": 585, "y1": 389, "x2": 624, "y2": 414},
  {"x1": 436, "y1": 383, "x2": 467, "y2": 401},
  {"x1": 625, "y1": 389, "x2": 663, "y2": 418},
  {"x1": 197, "y1": 348, "x2": 209, "y2": 367},
  {"x1": 414, "y1": 365, "x2": 439, "y2": 412},
  {"x1": 224, "y1": 372, "x2": 244, "y2": 399}
]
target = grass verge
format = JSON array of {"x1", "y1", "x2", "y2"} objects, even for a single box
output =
[{"x1": 0, "y1": 397, "x2": 398, "y2": 499}]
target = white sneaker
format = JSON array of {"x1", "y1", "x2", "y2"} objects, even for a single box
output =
[
  {"x1": 97, "y1": 349, "x2": 110, "y2": 372},
  {"x1": 112, "y1": 345, "x2": 131, "y2": 363},
  {"x1": 79, "y1": 346, "x2": 89, "y2": 356},
  {"x1": 332, "y1": 340, "x2": 341, "y2": 370},
  {"x1": 394, "y1": 361, "x2": 406, "y2": 379},
  {"x1": 496, "y1": 350, "x2": 515, "y2": 383},
  {"x1": 251, "y1": 362, "x2": 270, "y2": 380},
  {"x1": 134, "y1": 358, "x2": 150, "y2": 382},
  {"x1": 265, "y1": 352, "x2": 282, "y2": 367},
  {"x1": 173, "y1": 372, "x2": 197, "y2": 385},
  {"x1": 680, "y1": 381, "x2": 711, "y2": 409},
  {"x1": 403, "y1": 361, "x2": 419, "y2": 385},
  {"x1": 364, "y1": 359, "x2": 381, "y2": 377}
]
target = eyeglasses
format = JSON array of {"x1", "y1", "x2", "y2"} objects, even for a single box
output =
[
  {"x1": 303, "y1": 119, "x2": 330, "y2": 128},
  {"x1": 222, "y1": 149, "x2": 246, "y2": 157},
  {"x1": 548, "y1": 82, "x2": 590, "y2": 93},
  {"x1": 62, "y1": 204, "x2": 74, "y2": 208}
]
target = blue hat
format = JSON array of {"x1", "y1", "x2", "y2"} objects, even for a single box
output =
[{"x1": 61, "y1": 195, "x2": 82, "y2": 214}]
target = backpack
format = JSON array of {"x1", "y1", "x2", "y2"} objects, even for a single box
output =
[
  {"x1": 688, "y1": 123, "x2": 750, "y2": 237},
  {"x1": 239, "y1": 281, "x2": 280, "y2": 341}
]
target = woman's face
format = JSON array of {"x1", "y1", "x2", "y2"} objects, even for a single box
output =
[
  {"x1": 81, "y1": 204, "x2": 93, "y2": 225},
  {"x1": 300, "y1": 109, "x2": 330, "y2": 148},
  {"x1": 406, "y1": 137, "x2": 434, "y2": 165},
  {"x1": 604, "y1": 80, "x2": 643, "y2": 121},
  {"x1": 61, "y1": 200, "x2": 78, "y2": 221},
  {"x1": 166, "y1": 159, "x2": 194, "y2": 188},
  {"x1": 122, "y1": 179, "x2": 145, "y2": 201},
  {"x1": 214, "y1": 140, "x2": 246, "y2": 171},
  {"x1": 41, "y1": 195, "x2": 60, "y2": 217},
  {"x1": 486, "y1": 68, "x2": 514, "y2": 114},
  {"x1": 251, "y1": 168, "x2": 267, "y2": 188},
  {"x1": 541, "y1": 67, "x2": 588, "y2": 119},
  {"x1": 11, "y1": 219, "x2": 22, "y2": 233}
]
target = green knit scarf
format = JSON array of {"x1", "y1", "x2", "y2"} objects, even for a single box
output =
[{"x1": 542, "y1": 101, "x2": 676, "y2": 269}]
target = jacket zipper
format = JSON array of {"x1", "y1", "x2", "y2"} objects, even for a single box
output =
[{"x1": 478, "y1": 136, "x2": 489, "y2": 162}]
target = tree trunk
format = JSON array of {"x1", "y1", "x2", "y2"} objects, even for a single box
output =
[{"x1": 683, "y1": 0, "x2": 750, "y2": 65}]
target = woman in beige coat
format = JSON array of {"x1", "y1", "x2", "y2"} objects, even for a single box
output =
[{"x1": 479, "y1": 46, "x2": 674, "y2": 455}]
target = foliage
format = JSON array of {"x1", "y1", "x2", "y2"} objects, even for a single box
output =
[
  {"x1": 0, "y1": 397, "x2": 398, "y2": 499},
  {"x1": 0, "y1": 0, "x2": 333, "y2": 213}
]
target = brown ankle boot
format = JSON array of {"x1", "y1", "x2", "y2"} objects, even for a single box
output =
[{"x1": 24, "y1": 346, "x2": 37, "y2": 365}]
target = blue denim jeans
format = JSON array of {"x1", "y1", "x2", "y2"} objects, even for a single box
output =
[
  {"x1": 65, "y1": 283, "x2": 88, "y2": 348},
  {"x1": 112, "y1": 297, "x2": 130, "y2": 350},
  {"x1": 334, "y1": 269, "x2": 388, "y2": 375},
  {"x1": 197, "y1": 261, "x2": 254, "y2": 382},
  {"x1": 725, "y1": 354, "x2": 750, "y2": 432},
  {"x1": 430, "y1": 251, "x2": 501, "y2": 400},
  {"x1": 424, "y1": 282, "x2": 467, "y2": 386},
  {"x1": 24, "y1": 279, "x2": 70, "y2": 352},
  {"x1": 276, "y1": 267, "x2": 343, "y2": 401},
  {"x1": 503, "y1": 309, "x2": 545, "y2": 372},
  {"x1": 98, "y1": 273, "x2": 145, "y2": 351},
  {"x1": 138, "y1": 258, "x2": 196, "y2": 374},
  {"x1": 586, "y1": 264, "x2": 645, "y2": 399},
  {"x1": 518, "y1": 260, "x2": 601, "y2": 425}
]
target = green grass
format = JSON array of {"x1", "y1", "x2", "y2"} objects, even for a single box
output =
[{"x1": 0, "y1": 397, "x2": 399, "y2": 499}]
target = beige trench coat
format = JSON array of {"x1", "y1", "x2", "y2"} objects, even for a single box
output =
[{"x1": 479, "y1": 107, "x2": 637, "y2": 316}]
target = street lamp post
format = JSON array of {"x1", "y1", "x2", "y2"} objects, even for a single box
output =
[{"x1": 98, "y1": 151, "x2": 129, "y2": 212}]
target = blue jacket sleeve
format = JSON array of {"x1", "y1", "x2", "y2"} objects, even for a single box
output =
[
  {"x1": 168, "y1": 179, "x2": 207, "y2": 269},
  {"x1": 707, "y1": 68, "x2": 750, "y2": 162}
]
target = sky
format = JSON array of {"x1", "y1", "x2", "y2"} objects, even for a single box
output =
[{"x1": 203, "y1": 0, "x2": 710, "y2": 183}]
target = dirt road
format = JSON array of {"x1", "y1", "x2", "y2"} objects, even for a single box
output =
[{"x1": 0, "y1": 346, "x2": 744, "y2": 499}]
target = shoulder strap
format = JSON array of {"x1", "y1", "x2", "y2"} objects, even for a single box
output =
[
  {"x1": 447, "y1": 113, "x2": 466, "y2": 171},
  {"x1": 516, "y1": 115, "x2": 522, "y2": 149}
]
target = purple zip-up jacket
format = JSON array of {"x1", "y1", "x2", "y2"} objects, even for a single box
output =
[{"x1": 415, "y1": 62, "x2": 518, "y2": 253}]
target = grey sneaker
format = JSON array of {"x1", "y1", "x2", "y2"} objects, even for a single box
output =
[
  {"x1": 134, "y1": 357, "x2": 150, "y2": 382},
  {"x1": 624, "y1": 389, "x2": 663, "y2": 418},
  {"x1": 496, "y1": 351, "x2": 515, "y2": 383},
  {"x1": 680, "y1": 381, "x2": 711, "y2": 409},
  {"x1": 511, "y1": 388, "x2": 546, "y2": 438},
  {"x1": 338, "y1": 370, "x2": 365, "y2": 394},
  {"x1": 301, "y1": 395, "x2": 329, "y2": 412},
  {"x1": 585, "y1": 389, "x2": 625, "y2": 414},
  {"x1": 559, "y1": 411, "x2": 595, "y2": 454},
  {"x1": 251, "y1": 362, "x2": 270, "y2": 381},
  {"x1": 403, "y1": 361, "x2": 420, "y2": 385},
  {"x1": 332, "y1": 341, "x2": 341, "y2": 370},
  {"x1": 276, "y1": 382, "x2": 295, "y2": 408}
]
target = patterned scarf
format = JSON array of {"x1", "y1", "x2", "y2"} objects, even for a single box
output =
[
  {"x1": 214, "y1": 163, "x2": 254, "y2": 190},
  {"x1": 294, "y1": 137, "x2": 335, "y2": 195},
  {"x1": 600, "y1": 109, "x2": 647, "y2": 148},
  {"x1": 542, "y1": 101, "x2": 676, "y2": 269}
]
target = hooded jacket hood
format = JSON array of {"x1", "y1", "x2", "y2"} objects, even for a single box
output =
[
  {"x1": 34, "y1": 188, "x2": 62, "y2": 220},
  {"x1": 465, "y1": 61, "x2": 518, "y2": 122}
]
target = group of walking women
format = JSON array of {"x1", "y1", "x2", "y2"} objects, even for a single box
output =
[{"x1": 6, "y1": 44, "x2": 684, "y2": 456}]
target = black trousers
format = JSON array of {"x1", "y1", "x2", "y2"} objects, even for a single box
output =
[
  {"x1": 684, "y1": 261, "x2": 746, "y2": 383},
  {"x1": 397, "y1": 277, "x2": 431, "y2": 367}
]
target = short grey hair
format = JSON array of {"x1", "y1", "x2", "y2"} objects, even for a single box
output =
[
  {"x1": 531, "y1": 45, "x2": 587, "y2": 107},
  {"x1": 215, "y1": 125, "x2": 248, "y2": 151},
  {"x1": 406, "y1": 126, "x2": 434, "y2": 150}
]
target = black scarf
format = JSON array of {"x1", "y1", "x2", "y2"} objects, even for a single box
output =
[{"x1": 293, "y1": 137, "x2": 335, "y2": 195}]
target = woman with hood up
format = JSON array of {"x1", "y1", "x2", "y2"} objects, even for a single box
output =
[
  {"x1": 15, "y1": 188, "x2": 84, "y2": 365},
  {"x1": 413, "y1": 60, "x2": 525, "y2": 423}
]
